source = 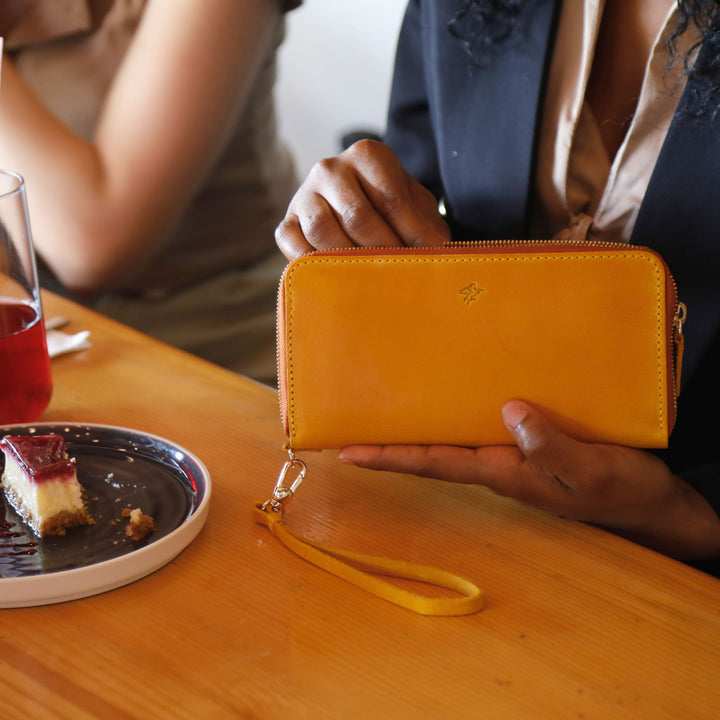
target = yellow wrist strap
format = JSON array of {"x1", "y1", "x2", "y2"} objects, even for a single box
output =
[{"x1": 253, "y1": 449, "x2": 484, "y2": 617}]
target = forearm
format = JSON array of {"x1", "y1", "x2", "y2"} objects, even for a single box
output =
[{"x1": 0, "y1": 59, "x2": 127, "y2": 291}]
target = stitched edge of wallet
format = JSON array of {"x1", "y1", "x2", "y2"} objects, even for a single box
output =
[{"x1": 284, "y1": 252, "x2": 667, "y2": 444}]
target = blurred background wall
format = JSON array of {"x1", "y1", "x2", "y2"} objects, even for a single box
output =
[{"x1": 276, "y1": 0, "x2": 408, "y2": 179}]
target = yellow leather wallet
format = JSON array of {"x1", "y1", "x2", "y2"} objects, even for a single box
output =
[{"x1": 277, "y1": 243, "x2": 686, "y2": 451}]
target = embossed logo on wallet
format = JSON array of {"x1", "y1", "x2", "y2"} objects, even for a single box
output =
[{"x1": 458, "y1": 282, "x2": 485, "y2": 306}]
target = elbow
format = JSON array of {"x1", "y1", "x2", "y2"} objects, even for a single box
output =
[
  {"x1": 39, "y1": 229, "x2": 139, "y2": 297},
  {"x1": 53, "y1": 256, "x2": 132, "y2": 297},
  {"x1": 58, "y1": 270, "x2": 119, "y2": 298}
]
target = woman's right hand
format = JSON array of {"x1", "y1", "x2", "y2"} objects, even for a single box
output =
[{"x1": 275, "y1": 139, "x2": 451, "y2": 259}]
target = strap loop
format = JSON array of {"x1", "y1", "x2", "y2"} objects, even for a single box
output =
[{"x1": 253, "y1": 503, "x2": 484, "y2": 616}]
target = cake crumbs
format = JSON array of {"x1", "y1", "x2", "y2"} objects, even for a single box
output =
[{"x1": 122, "y1": 507, "x2": 155, "y2": 541}]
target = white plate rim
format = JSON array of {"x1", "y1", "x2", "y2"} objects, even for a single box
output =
[{"x1": 0, "y1": 422, "x2": 211, "y2": 608}]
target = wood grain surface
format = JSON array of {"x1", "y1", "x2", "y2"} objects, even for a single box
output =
[{"x1": 0, "y1": 291, "x2": 718, "y2": 719}]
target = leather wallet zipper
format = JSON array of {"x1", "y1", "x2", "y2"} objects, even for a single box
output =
[{"x1": 277, "y1": 241, "x2": 685, "y2": 444}]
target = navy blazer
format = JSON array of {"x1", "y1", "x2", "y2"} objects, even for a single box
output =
[{"x1": 384, "y1": 0, "x2": 720, "y2": 571}]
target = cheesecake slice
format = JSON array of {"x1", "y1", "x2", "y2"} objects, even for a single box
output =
[{"x1": 0, "y1": 434, "x2": 93, "y2": 536}]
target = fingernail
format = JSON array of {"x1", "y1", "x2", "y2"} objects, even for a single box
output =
[
  {"x1": 502, "y1": 400, "x2": 529, "y2": 430},
  {"x1": 338, "y1": 450, "x2": 356, "y2": 465}
]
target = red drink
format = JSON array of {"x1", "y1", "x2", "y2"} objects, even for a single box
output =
[{"x1": 0, "y1": 301, "x2": 53, "y2": 424}]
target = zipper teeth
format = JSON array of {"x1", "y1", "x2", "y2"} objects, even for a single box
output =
[
  {"x1": 446, "y1": 239, "x2": 630, "y2": 248},
  {"x1": 311, "y1": 239, "x2": 633, "y2": 253},
  {"x1": 276, "y1": 274, "x2": 289, "y2": 437}
]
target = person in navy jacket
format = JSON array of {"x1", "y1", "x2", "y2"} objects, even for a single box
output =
[{"x1": 276, "y1": 0, "x2": 720, "y2": 575}]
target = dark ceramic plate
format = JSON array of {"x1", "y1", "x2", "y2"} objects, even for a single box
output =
[{"x1": 0, "y1": 423, "x2": 211, "y2": 607}]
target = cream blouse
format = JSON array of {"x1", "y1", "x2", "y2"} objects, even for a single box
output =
[{"x1": 535, "y1": 0, "x2": 699, "y2": 243}]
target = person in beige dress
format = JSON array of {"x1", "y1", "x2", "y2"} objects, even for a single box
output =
[{"x1": 0, "y1": 0, "x2": 299, "y2": 385}]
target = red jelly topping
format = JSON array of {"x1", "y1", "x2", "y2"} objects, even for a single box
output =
[{"x1": 0, "y1": 434, "x2": 75, "y2": 483}]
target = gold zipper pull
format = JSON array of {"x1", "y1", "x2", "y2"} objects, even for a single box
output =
[
  {"x1": 673, "y1": 302, "x2": 687, "y2": 396},
  {"x1": 674, "y1": 302, "x2": 687, "y2": 334},
  {"x1": 259, "y1": 444, "x2": 307, "y2": 515}
]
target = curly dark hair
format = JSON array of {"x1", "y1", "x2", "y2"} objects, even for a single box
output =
[
  {"x1": 449, "y1": 0, "x2": 720, "y2": 114},
  {"x1": 673, "y1": 0, "x2": 720, "y2": 115}
]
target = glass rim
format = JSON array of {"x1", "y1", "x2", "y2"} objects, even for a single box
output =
[{"x1": 0, "y1": 169, "x2": 26, "y2": 200}]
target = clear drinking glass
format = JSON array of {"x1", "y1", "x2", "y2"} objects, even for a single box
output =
[{"x1": 0, "y1": 170, "x2": 52, "y2": 424}]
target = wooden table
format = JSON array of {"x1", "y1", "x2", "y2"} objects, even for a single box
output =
[{"x1": 2, "y1": 291, "x2": 719, "y2": 719}]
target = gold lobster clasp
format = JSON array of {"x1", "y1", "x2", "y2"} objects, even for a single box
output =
[{"x1": 260, "y1": 444, "x2": 307, "y2": 514}]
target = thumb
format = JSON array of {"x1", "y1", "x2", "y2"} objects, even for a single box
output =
[{"x1": 501, "y1": 399, "x2": 586, "y2": 480}]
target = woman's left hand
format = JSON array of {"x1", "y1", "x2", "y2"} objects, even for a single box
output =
[{"x1": 339, "y1": 399, "x2": 720, "y2": 561}]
